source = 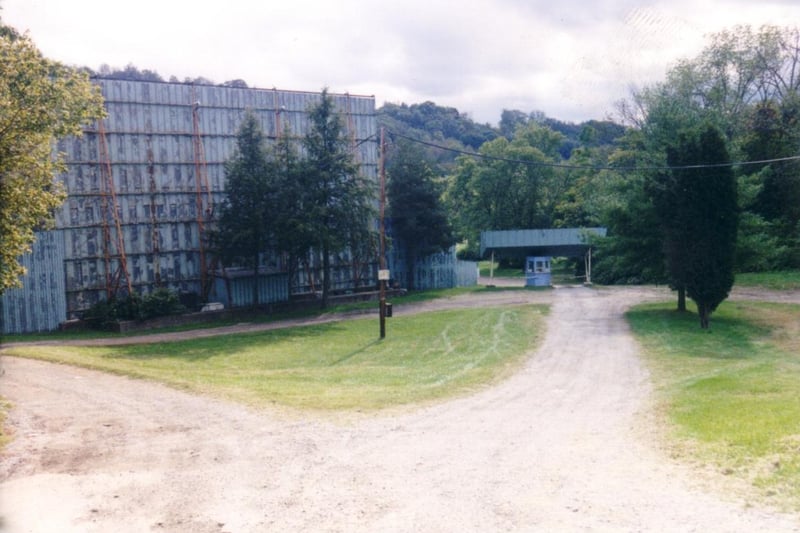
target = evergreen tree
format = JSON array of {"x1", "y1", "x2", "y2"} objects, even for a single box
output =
[
  {"x1": 268, "y1": 127, "x2": 306, "y2": 278},
  {"x1": 302, "y1": 89, "x2": 375, "y2": 308},
  {"x1": 214, "y1": 112, "x2": 274, "y2": 306},
  {"x1": 661, "y1": 125, "x2": 738, "y2": 328},
  {"x1": 387, "y1": 139, "x2": 454, "y2": 289}
]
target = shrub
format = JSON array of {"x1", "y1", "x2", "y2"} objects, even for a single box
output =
[
  {"x1": 139, "y1": 288, "x2": 185, "y2": 319},
  {"x1": 82, "y1": 289, "x2": 186, "y2": 330},
  {"x1": 82, "y1": 298, "x2": 120, "y2": 330}
]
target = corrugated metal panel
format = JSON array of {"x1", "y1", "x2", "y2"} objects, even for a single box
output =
[
  {"x1": 211, "y1": 271, "x2": 289, "y2": 308},
  {"x1": 387, "y1": 245, "x2": 478, "y2": 290},
  {"x1": 290, "y1": 252, "x2": 379, "y2": 296},
  {"x1": 53, "y1": 79, "x2": 376, "y2": 319},
  {"x1": 1, "y1": 231, "x2": 67, "y2": 334},
  {"x1": 456, "y1": 260, "x2": 479, "y2": 287},
  {"x1": 480, "y1": 227, "x2": 607, "y2": 257}
]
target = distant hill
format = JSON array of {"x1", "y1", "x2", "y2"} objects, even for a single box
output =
[
  {"x1": 378, "y1": 101, "x2": 498, "y2": 149},
  {"x1": 377, "y1": 102, "x2": 499, "y2": 173},
  {"x1": 543, "y1": 117, "x2": 626, "y2": 158},
  {"x1": 378, "y1": 102, "x2": 625, "y2": 172},
  {"x1": 86, "y1": 64, "x2": 624, "y2": 169}
]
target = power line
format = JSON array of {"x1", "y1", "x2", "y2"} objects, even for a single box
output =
[{"x1": 387, "y1": 131, "x2": 800, "y2": 172}]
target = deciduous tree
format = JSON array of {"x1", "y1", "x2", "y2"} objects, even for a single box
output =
[
  {"x1": 619, "y1": 25, "x2": 800, "y2": 270},
  {"x1": 444, "y1": 122, "x2": 564, "y2": 255},
  {"x1": 0, "y1": 23, "x2": 104, "y2": 294}
]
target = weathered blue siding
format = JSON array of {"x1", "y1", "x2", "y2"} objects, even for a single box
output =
[
  {"x1": 54, "y1": 79, "x2": 377, "y2": 316},
  {"x1": 211, "y1": 270, "x2": 290, "y2": 308},
  {"x1": 388, "y1": 245, "x2": 477, "y2": 290},
  {"x1": 2, "y1": 80, "x2": 378, "y2": 332},
  {"x1": 1, "y1": 231, "x2": 67, "y2": 334}
]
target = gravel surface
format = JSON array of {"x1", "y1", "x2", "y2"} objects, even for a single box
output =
[{"x1": 1, "y1": 285, "x2": 799, "y2": 532}]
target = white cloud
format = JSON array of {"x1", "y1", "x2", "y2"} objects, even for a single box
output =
[{"x1": 3, "y1": 0, "x2": 800, "y2": 125}]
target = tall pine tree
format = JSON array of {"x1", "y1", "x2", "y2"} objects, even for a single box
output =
[
  {"x1": 301, "y1": 89, "x2": 375, "y2": 308},
  {"x1": 214, "y1": 112, "x2": 274, "y2": 306}
]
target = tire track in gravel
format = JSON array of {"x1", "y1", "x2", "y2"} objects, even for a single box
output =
[{"x1": 1, "y1": 286, "x2": 799, "y2": 532}]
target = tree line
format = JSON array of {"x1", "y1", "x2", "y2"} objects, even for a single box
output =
[
  {"x1": 417, "y1": 25, "x2": 799, "y2": 328},
  {"x1": 3, "y1": 16, "x2": 798, "y2": 327},
  {"x1": 216, "y1": 96, "x2": 454, "y2": 301},
  {"x1": 214, "y1": 90, "x2": 375, "y2": 309},
  {"x1": 0, "y1": 16, "x2": 451, "y2": 309}
]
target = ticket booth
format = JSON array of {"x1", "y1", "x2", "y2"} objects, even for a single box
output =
[{"x1": 525, "y1": 256, "x2": 551, "y2": 287}]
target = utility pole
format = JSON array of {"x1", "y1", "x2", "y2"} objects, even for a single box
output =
[{"x1": 379, "y1": 127, "x2": 387, "y2": 339}]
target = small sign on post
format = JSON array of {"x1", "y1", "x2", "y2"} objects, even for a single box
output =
[{"x1": 378, "y1": 269, "x2": 390, "y2": 281}]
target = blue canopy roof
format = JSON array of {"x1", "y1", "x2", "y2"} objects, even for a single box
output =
[{"x1": 479, "y1": 228, "x2": 607, "y2": 258}]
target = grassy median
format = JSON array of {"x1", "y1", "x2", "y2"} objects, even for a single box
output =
[
  {"x1": 3, "y1": 305, "x2": 547, "y2": 412},
  {"x1": 628, "y1": 300, "x2": 800, "y2": 509}
]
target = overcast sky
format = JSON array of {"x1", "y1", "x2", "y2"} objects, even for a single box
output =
[{"x1": 3, "y1": 0, "x2": 800, "y2": 125}]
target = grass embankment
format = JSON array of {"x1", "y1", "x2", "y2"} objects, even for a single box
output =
[
  {"x1": 736, "y1": 271, "x2": 800, "y2": 291},
  {"x1": 628, "y1": 300, "x2": 800, "y2": 509},
  {"x1": 3, "y1": 306, "x2": 547, "y2": 412}
]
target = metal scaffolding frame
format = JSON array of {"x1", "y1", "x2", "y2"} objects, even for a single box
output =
[
  {"x1": 96, "y1": 118, "x2": 132, "y2": 297},
  {"x1": 191, "y1": 86, "x2": 214, "y2": 300}
]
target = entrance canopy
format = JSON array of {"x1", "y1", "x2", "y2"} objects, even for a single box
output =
[{"x1": 480, "y1": 228, "x2": 607, "y2": 259}]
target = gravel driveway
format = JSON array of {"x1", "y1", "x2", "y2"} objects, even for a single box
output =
[{"x1": 1, "y1": 286, "x2": 799, "y2": 532}]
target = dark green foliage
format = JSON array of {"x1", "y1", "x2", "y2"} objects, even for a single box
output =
[
  {"x1": 83, "y1": 289, "x2": 185, "y2": 330},
  {"x1": 592, "y1": 179, "x2": 667, "y2": 284},
  {"x1": 266, "y1": 130, "x2": 306, "y2": 268},
  {"x1": 139, "y1": 288, "x2": 187, "y2": 320},
  {"x1": 744, "y1": 99, "x2": 800, "y2": 267},
  {"x1": 95, "y1": 63, "x2": 164, "y2": 82},
  {"x1": 302, "y1": 89, "x2": 375, "y2": 308},
  {"x1": 444, "y1": 121, "x2": 576, "y2": 253},
  {"x1": 658, "y1": 125, "x2": 738, "y2": 328},
  {"x1": 213, "y1": 112, "x2": 275, "y2": 306},
  {"x1": 387, "y1": 139, "x2": 454, "y2": 289},
  {"x1": 619, "y1": 26, "x2": 800, "y2": 274},
  {"x1": 222, "y1": 79, "x2": 248, "y2": 88},
  {"x1": 542, "y1": 117, "x2": 624, "y2": 158},
  {"x1": 735, "y1": 171, "x2": 790, "y2": 272},
  {"x1": 82, "y1": 298, "x2": 122, "y2": 330},
  {"x1": 378, "y1": 102, "x2": 498, "y2": 175},
  {"x1": 214, "y1": 93, "x2": 375, "y2": 310},
  {"x1": 380, "y1": 101, "x2": 497, "y2": 150},
  {"x1": 587, "y1": 130, "x2": 667, "y2": 285},
  {"x1": 499, "y1": 109, "x2": 624, "y2": 158}
]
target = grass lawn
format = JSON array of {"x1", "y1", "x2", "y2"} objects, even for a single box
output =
[
  {"x1": 3, "y1": 305, "x2": 547, "y2": 412},
  {"x1": 627, "y1": 300, "x2": 800, "y2": 509},
  {"x1": 0, "y1": 285, "x2": 514, "y2": 344},
  {"x1": 736, "y1": 270, "x2": 800, "y2": 291},
  {"x1": 0, "y1": 398, "x2": 11, "y2": 448},
  {"x1": 479, "y1": 258, "x2": 583, "y2": 284},
  {"x1": 479, "y1": 260, "x2": 524, "y2": 278}
]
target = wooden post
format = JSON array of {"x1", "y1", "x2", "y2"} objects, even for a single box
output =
[{"x1": 379, "y1": 127, "x2": 387, "y2": 339}]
